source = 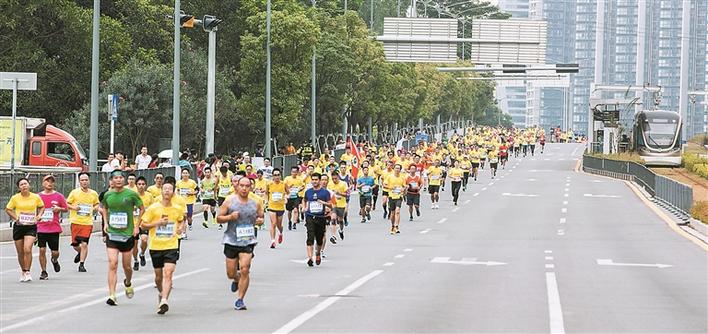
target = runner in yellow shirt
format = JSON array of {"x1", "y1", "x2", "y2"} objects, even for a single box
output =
[
  {"x1": 176, "y1": 168, "x2": 198, "y2": 232},
  {"x1": 66, "y1": 172, "x2": 100, "y2": 272},
  {"x1": 426, "y1": 160, "x2": 443, "y2": 209},
  {"x1": 266, "y1": 168, "x2": 287, "y2": 248},
  {"x1": 328, "y1": 171, "x2": 348, "y2": 243},
  {"x1": 385, "y1": 164, "x2": 407, "y2": 235},
  {"x1": 284, "y1": 166, "x2": 304, "y2": 230}
]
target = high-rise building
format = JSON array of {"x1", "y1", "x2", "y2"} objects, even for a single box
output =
[{"x1": 571, "y1": 0, "x2": 596, "y2": 135}]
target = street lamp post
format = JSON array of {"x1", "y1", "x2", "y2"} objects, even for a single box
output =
[
  {"x1": 205, "y1": 26, "x2": 217, "y2": 155},
  {"x1": 266, "y1": 0, "x2": 272, "y2": 158},
  {"x1": 89, "y1": 0, "x2": 100, "y2": 171},
  {"x1": 172, "y1": 0, "x2": 181, "y2": 167},
  {"x1": 311, "y1": 0, "x2": 317, "y2": 147}
]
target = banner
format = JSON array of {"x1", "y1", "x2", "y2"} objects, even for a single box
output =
[{"x1": 0, "y1": 118, "x2": 26, "y2": 166}]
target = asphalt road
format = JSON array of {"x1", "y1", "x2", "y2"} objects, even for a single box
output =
[{"x1": 0, "y1": 143, "x2": 705, "y2": 333}]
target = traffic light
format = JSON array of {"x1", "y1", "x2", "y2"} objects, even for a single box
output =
[
  {"x1": 202, "y1": 15, "x2": 223, "y2": 32},
  {"x1": 180, "y1": 12, "x2": 195, "y2": 28}
]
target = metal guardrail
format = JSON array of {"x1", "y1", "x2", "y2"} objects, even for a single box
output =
[{"x1": 582, "y1": 154, "x2": 693, "y2": 222}]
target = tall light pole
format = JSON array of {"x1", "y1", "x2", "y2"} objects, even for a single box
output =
[
  {"x1": 89, "y1": 0, "x2": 100, "y2": 171},
  {"x1": 266, "y1": 0, "x2": 273, "y2": 158},
  {"x1": 202, "y1": 15, "x2": 222, "y2": 156},
  {"x1": 311, "y1": 0, "x2": 317, "y2": 147},
  {"x1": 172, "y1": 1, "x2": 181, "y2": 167}
]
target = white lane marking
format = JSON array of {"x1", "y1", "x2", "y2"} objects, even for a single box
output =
[
  {"x1": 502, "y1": 193, "x2": 539, "y2": 197},
  {"x1": 527, "y1": 178, "x2": 537, "y2": 181},
  {"x1": 403, "y1": 248, "x2": 413, "y2": 252},
  {"x1": 563, "y1": 194, "x2": 569, "y2": 198},
  {"x1": 564, "y1": 188, "x2": 569, "y2": 192},
  {"x1": 562, "y1": 201, "x2": 568, "y2": 205},
  {"x1": 431, "y1": 257, "x2": 506, "y2": 266},
  {"x1": 544, "y1": 158, "x2": 551, "y2": 161},
  {"x1": 1, "y1": 268, "x2": 211, "y2": 332},
  {"x1": 463, "y1": 200, "x2": 471, "y2": 205},
  {"x1": 452, "y1": 207, "x2": 460, "y2": 212},
  {"x1": 583, "y1": 194, "x2": 621, "y2": 198},
  {"x1": 545, "y1": 264, "x2": 555, "y2": 269},
  {"x1": 561, "y1": 208, "x2": 567, "y2": 213},
  {"x1": 545, "y1": 250, "x2": 553, "y2": 254},
  {"x1": 545, "y1": 256, "x2": 554, "y2": 261},
  {"x1": 482, "y1": 187, "x2": 488, "y2": 191},
  {"x1": 558, "y1": 158, "x2": 566, "y2": 161},
  {"x1": 273, "y1": 270, "x2": 384, "y2": 334},
  {"x1": 557, "y1": 229, "x2": 565, "y2": 236},
  {"x1": 572, "y1": 146, "x2": 579, "y2": 156},
  {"x1": 298, "y1": 294, "x2": 321, "y2": 298},
  {"x1": 546, "y1": 272, "x2": 566, "y2": 334},
  {"x1": 596, "y1": 259, "x2": 672, "y2": 268},
  {"x1": 473, "y1": 193, "x2": 480, "y2": 197},
  {"x1": 559, "y1": 218, "x2": 566, "y2": 224},
  {"x1": 590, "y1": 180, "x2": 604, "y2": 183},
  {"x1": 419, "y1": 229, "x2": 431, "y2": 235},
  {"x1": 436, "y1": 218, "x2": 448, "y2": 224},
  {"x1": 383, "y1": 262, "x2": 395, "y2": 267},
  {"x1": 394, "y1": 254, "x2": 405, "y2": 258}
]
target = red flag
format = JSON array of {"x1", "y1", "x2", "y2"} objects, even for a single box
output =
[{"x1": 347, "y1": 136, "x2": 362, "y2": 179}]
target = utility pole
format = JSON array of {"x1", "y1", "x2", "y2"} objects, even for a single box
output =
[
  {"x1": 266, "y1": 0, "x2": 272, "y2": 158},
  {"x1": 311, "y1": 0, "x2": 317, "y2": 147},
  {"x1": 172, "y1": 0, "x2": 181, "y2": 167}
]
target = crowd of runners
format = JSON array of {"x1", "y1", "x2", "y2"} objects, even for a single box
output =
[{"x1": 5, "y1": 126, "x2": 553, "y2": 314}]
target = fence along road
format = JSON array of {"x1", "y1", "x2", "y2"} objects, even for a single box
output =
[{"x1": 0, "y1": 143, "x2": 705, "y2": 333}]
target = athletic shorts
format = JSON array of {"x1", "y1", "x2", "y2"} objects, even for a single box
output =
[
  {"x1": 217, "y1": 197, "x2": 227, "y2": 206},
  {"x1": 359, "y1": 196, "x2": 372, "y2": 208},
  {"x1": 490, "y1": 162, "x2": 499, "y2": 169},
  {"x1": 382, "y1": 191, "x2": 389, "y2": 197},
  {"x1": 334, "y1": 207, "x2": 346, "y2": 219},
  {"x1": 471, "y1": 163, "x2": 480, "y2": 168},
  {"x1": 372, "y1": 185, "x2": 380, "y2": 195},
  {"x1": 71, "y1": 224, "x2": 92, "y2": 246},
  {"x1": 37, "y1": 232, "x2": 60, "y2": 251},
  {"x1": 406, "y1": 194, "x2": 420, "y2": 206},
  {"x1": 388, "y1": 198, "x2": 403, "y2": 210},
  {"x1": 202, "y1": 199, "x2": 216, "y2": 207},
  {"x1": 428, "y1": 185, "x2": 440, "y2": 194},
  {"x1": 12, "y1": 224, "x2": 37, "y2": 241},
  {"x1": 286, "y1": 198, "x2": 301, "y2": 211},
  {"x1": 150, "y1": 248, "x2": 180, "y2": 268},
  {"x1": 185, "y1": 204, "x2": 194, "y2": 217},
  {"x1": 305, "y1": 215, "x2": 326, "y2": 246},
  {"x1": 106, "y1": 236, "x2": 135, "y2": 253},
  {"x1": 269, "y1": 209, "x2": 285, "y2": 217},
  {"x1": 139, "y1": 228, "x2": 149, "y2": 236},
  {"x1": 223, "y1": 244, "x2": 254, "y2": 259}
]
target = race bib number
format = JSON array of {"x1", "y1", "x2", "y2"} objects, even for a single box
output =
[
  {"x1": 219, "y1": 185, "x2": 231, "y2": 197},
  {"x1": 77, "y1": 204, "x2": 92, "y2": 217},
  {"x1": 289, "y1": 187, "x2": 299, "y2": 198},
  {"x1": 309, "y1": 201, "x2": 323, "y2": 214},
  {"x1": 155, "y1": 222, "x2": 176, "y2": 238},
  {"x1": 490, "y1": 158, "x2": 499, "y2": 163},
  {"x1": 109, "y1": 212, "x2": 128, "y2": 229},
  {"x1": 236, "y1": 225, "x2": 255, "y2": 240},
  {"x1": 202, "y1": 189, "x2": 214, "y2": 198},
  {"x1": 272, "y1": 192, "x2": 283, "y2": 201},
  {"x1": 18, "y1": 212, "x2": 35, "y2": 225},
  {"x1": 40, "y1": 210, "x2": 55, "y2": 222},
  {"x1": 361, "y1": 185, "x2": 371, "y2": 193},
  {"x1": 179, "y1": 188, "x2": 190, "y2": 196},
  {"x1": 392, "y1": 186, "x2": 402, "y2": 195},
  {"x1": 409, "y1": 182, "x2": 418, "y2": 189},
  {"x1": 430, "y1": 175, "x2": 440, "y2": 181},
  {"x1": 107, "y1": 233, "x2": 131, "y2": 242}
]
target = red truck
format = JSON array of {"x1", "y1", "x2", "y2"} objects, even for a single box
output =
[{"x1": 1, "y1": 116, "x2": 88, "y2": 171}]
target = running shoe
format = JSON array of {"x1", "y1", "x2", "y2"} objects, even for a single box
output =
[
  {"x1": 395, "y1": 226, "x2": 400, "y2": 234},
  {"x1": 329, "y1": 236, "x2": 337, "y2": 244},
  {"x1": 339, "y1": 230, "x2": 344, "y2": 240},
  {"x1": 361, "y1": 219, "x2": 366, "y2": 224},
  {"x1": 25, "y1": 272, "x2": 32, "y2": 282},
  {"x1": 51, "y1": 258, "x2": 61, "y2": 272},
  {"x1": 278, "y1": 234, "x2": 283, "y2": 244},
  {"x1": 218, "y1": 224, "x2": 223, "y2": 230},
  {"x1": 19, "y1": 272, "x2": 27, "y2": 282},
  {"x1": 234, "y1": 299, "x2": 247, "y2": 310},
  {"x1": 202, "y1": 222, "x2": 209, "y2": 228},
  {"x1": 158, "y1": 302, "x2": 169, "y2": 314},
  {"x1": 189, "y1": 223, "x2": 193, "y2": 231},
  {"x1": 230, "y1": 280, "x2": 238, "y2": 293},
  {"x1": 288, "y1": 221, "x2": 292, "y2": 230},
  {"x1": 293, "y1": 223, "x2": 297, "y2": 230},
  {"x1": 344, "y1": 219, "x2": 348, "y2": 227},
  {"x1": 409, "y1": 216, "x2": 413, "y2": 221},
  {"x1": 125, "y1": 279, "x2": 134, "y2": 299},
  {"x1": 270, "y1": 242, "x2": 276, "y2": 249},
  {"x1": 390, "y1": 227, "x2": 395, "y2": 235},
  {"x1": 315, "y1": 253, "x2": 322, "y2": 265},
  {"x1": 74, "y1": 252, "x2": 80, "y2": 263},
  {"x1": 307, "y1": 258, "x2": 314, "y2": 267},
  {"x1": 383, "y1": 211, "x2": 388, "y2": 219},
  {"x1": 39, "y1": 271, "x2": 48, "y2": 280},
  {"x1": 321, "y1": 251, "x2": 327, "y2": 258},
  {"x1": 366, "y1": 213, "x2": 371, "y2": 221},
  {"x1": 106, "y1": 295, "x2": 117, "y2": 306},
  {"x1": 140, "y1": 254, "x2": 146, "y2": 267},
  {"x1": 78, "y1": 263, "x2": 87, "y2": 272},
  {"x1": 416, "y1": 208, "x2": 420, "y2": 216},
  {"x1": 133, "y1": 261, "x2": 139, "y2": 271}
]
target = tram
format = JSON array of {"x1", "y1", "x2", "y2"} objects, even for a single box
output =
[{"x1": 632, "y1": 110, "x2": 682, "y2": 166}]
